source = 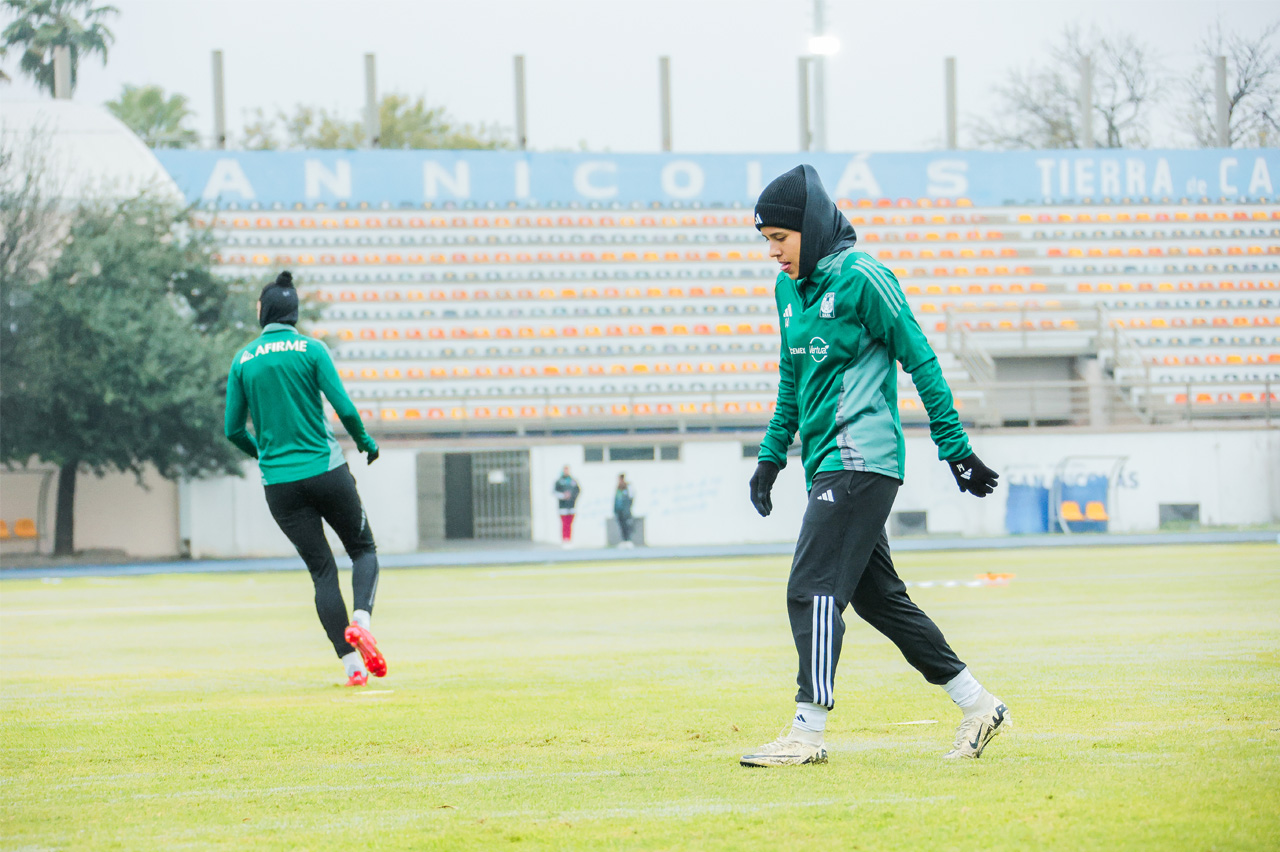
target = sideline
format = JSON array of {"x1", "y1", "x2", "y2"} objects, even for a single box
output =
[{"x1": 1, "y1": 530, "x2": 1275, "y2": 580}]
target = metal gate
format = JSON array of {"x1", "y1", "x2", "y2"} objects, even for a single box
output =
[{"x1": 470, "y1": 450, "x2": 531, "y2": 540}]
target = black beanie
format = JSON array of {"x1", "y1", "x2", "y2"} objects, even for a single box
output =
[
  {"x1": 754, "y1": 165, "x2": 807, "y2": 232},
  {"x1": 258, "y1": 270, "x2": 299, "y2": 327}
]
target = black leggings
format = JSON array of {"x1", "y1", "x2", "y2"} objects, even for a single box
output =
[
  {"x1": 787, "y1": 470, "x2": 964, "y2": 709},
  {"x1": 264, "y1": 464, "x2": 378, "y2": 657}
]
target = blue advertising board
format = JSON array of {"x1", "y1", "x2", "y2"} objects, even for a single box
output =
[{"x1": 154, "y1": 149, "x2": 1279, "y2": 208}]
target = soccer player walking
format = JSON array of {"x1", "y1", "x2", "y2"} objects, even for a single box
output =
[
  {"x1": 224, "y1": 271, "x2": 387, "y2": 687},
  {"x1": 739, "y1": 166, "x2": 1006, "y2": 767}
]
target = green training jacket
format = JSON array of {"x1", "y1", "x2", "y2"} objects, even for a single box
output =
[
  {"x1": 224, "y1": 323, "x2": 377, "y2": 485},
  {"x1": 759, "y1": 250, "x2": 971, "y2": 489}
]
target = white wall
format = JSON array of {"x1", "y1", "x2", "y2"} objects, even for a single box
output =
[
  {"x1": 0, "y1": 462, "x2": 179, "y2": 559},
  {"x1": 894, "y1": 429, "x2": 1280, "y2": 535},
  {"x1": 529, "y1": 442, "x2": 810, "y2": 548},
  {"x1": 184, "y1": 449, "x2": 418, "y2": 559},
  {"x1": 12, "y1": 429, "x2": 1273, "y2": 560},
  {"x1": 529, "y1": 428, "x2": 1280, "y2": 546}
]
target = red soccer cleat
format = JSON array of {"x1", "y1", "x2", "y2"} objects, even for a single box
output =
[
  {"x1": 344, "y1": 622, "x2": 387, "y2": 678},
  {"x1": 344, "y1": 670, "x2": 369, "y2": 687}
]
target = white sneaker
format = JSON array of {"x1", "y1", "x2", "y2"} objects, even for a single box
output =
[
  {"x1": 740, "y1": 729, "x2": 828, "y2": 767},
  {"x1": 561, "y1": 541, "x2": 572, "y2": 549},
  {"x1": 619, "y1": 540, "x2": 635, "y2": 549},
  {"x1": 944, "y1": 698, "x2": 1009, "y2": 759}
]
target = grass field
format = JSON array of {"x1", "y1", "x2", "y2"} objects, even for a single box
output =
[{"x1": 2, "y1": 543, "x2": 1279, "y2": 851}]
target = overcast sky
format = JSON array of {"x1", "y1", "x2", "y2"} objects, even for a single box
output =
[{"x1": 1, "y1": 0, "x2": 1276, "y2": 152}]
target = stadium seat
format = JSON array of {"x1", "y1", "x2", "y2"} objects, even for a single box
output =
[
  {"x1": 1084, "y1": 502, "x2": 1110, "y2": 521},
  {"x1": 0, "y1": 519, "x2": 7, "y2": 539},
  {"x1": 14, "y1": 518, "x2": 37, "y2": 539},
  {"x1": 1059, "y1": 501, "x2": 1085, "y2": 522}
]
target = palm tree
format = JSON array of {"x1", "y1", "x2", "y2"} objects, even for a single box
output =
[
  {"x1": 1, "y1": 0, "x2": 119, "y2": 96},
  {"x1": 106, "y1": 84, "x2": 199, "y2": 147}
]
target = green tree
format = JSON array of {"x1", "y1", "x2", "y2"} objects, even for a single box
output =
[
  {"x1": 0, "y1": 194, "x2": 258, "y2": 555},
  {"x1": 378, "y1": 93, "x2": 511, "y2": 150},
  {"x1": 237, "y1": 95, "x2": 511, "y2": 150},
  {"x1": 105, "y1": 83, "x2": 199, "y2": 148},
  {"x1": 285, "y1": 105, "x2": 365, "y2": 149},
  {"x1": 240, "y1": 108, "x2": 280, "y2": 151},
  {"x1": 1, "y1": 0, "x2": 118, "y2": 96}
]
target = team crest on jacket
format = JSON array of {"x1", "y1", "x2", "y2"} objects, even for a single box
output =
[{"x1": 820, "y1": 292, "x2": 836, "y2": 318}]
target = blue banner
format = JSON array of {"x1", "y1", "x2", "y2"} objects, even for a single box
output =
[{"x1": 154, "y1": 149, "x2": 1280, "y2": 208}]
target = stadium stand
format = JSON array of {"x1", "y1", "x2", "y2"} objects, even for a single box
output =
[{"x1": 198, "y1": 199, "x2": 1278, "y2": 432}]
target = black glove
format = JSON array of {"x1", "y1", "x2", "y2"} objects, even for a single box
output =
[
  {"x1": 948, "y1": 452, "x2": 999, "y2": 497},
  {"x1": 749, "y1": 461, "x2": 780, "y2": 517},
  {"x1": 366, "y1": 446, "x2": 380, "y2": 465}
]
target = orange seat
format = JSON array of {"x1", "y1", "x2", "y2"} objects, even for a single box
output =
[
  {"x1": 14, "y1": 518, "x2": 37, "y2": 539},
  {"x1": 0, "y1": 519, "x2": 8, "y2": 539},
  {"x1": 1059, "y1": 501, "x2": 1085, "y2": 522},
  {"x1": 1084, "y1": 502, "x2": 1109, "y2": 521}
]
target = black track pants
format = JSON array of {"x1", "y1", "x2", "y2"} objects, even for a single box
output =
[
  {"x1": 787, "y1": 470, "x2": 964, "y2": 709},
  {"x1": 264, "y1": 464, "x2": 379, "y2": 658}
]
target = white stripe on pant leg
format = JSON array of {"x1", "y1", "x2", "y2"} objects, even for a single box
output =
[
  {"x1": 819, "y1": 593, "x2": 829, "y2": 706},
  {"x1": 823, "y1": 596, "x2": 834, "y2": 708},
  {"x1": 810, "y1": 595, "x2": 820, "y2": 707},
  {"x1": 813, "y1": 595, "x2": 832, "y2": 707},
  {"x1": 820, "y1": 596, "x2": 830, "y2": 706}
]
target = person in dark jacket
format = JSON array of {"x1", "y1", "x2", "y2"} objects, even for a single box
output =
[
  {"x1": 613, "y1": 474, "x2": 635, "y2": 548},
  {"x1": 553, "y1": 466, "x2": 581, "y2": 547},
  {"x1": 739, "y1": 166, "x2": 1006, "y2": 768}
]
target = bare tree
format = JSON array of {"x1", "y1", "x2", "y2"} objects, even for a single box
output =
[
  {"x1": 973, "y1": 26, "x2": 1166, "y2": 149},
  {"x1": 1183, "y1": 20, "x2": 1280, "y2": 147},
  {"x1": 1, "y1": 123, "x2": 65, "y2": 363}
]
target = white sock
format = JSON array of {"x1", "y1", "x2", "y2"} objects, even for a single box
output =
[
  {"x1": 790, "y1": 702, "x2": 828, "y2": 743},
  {"x1": 352, "y1": 610, "x2": 371, "y2": 631},
  {"x1": 341, "y1": 651, "x2": 366, "y2": 678},
  {"x1": 943, "y1": 667, "x2": 995, "y2": 716}
]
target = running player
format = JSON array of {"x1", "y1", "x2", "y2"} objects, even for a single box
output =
[
  {"x1": 224, "y1": 271, "x2": 387, "y2": 686},
  {"x1": 739, "y1": 166, "x2": 1007, "y2": 767}
]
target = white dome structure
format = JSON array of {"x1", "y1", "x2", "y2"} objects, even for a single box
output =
[{"x1": 0, "y1": 100, "x2": 183, "y2": 202}]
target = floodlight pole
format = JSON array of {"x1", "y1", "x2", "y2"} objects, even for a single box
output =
[
  {"x1": 944, "y1": 56, "x2": 958, "y2": 149},
  {"x1": 811, "y1": 0, "x2": 828, "y2": 151},
  {"x1": 798, "y1": 57, "x2": 812, "y2": 152},
  {"x1": 514, "y1": 55, "x2": 528, "y2": 150},
  {"x1": 1214, "y1": 55, "x2": 1230, "y2": 147},
  {"x1": 364, "y1": 53, "x2": 379, "y2": 148},
  {"x1": 211, "y1": 50, "x2": 226, "y2": 148},
  {"x1": 659, "y1": 56, "x2": 672, "y2": 152},
  {"x1": 1078, "y1": 55, "x2": 1093, "y2": 149}
]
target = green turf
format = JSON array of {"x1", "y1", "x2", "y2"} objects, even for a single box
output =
[{"x1": 2, "y1": 543, "x2": 1279, "y2": 851}]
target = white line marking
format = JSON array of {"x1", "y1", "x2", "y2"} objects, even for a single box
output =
[{"x1": 890, "y1": 720, "x2": 940, "y2": 726}]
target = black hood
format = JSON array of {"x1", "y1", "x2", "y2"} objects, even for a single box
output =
[{"x1": 795, "y1": 164, "x2": 858, "y2": 281}]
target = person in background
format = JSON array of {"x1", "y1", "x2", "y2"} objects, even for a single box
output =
[
  {"x1": 613, "y1": 474, "x2": 635, "y2": 549},
  {"x1": 224, "y1": 270, "x2": 387, "y2": 687},
  {"x1": 553, "y1": 465, "x2": 581, "y2": 548}
]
